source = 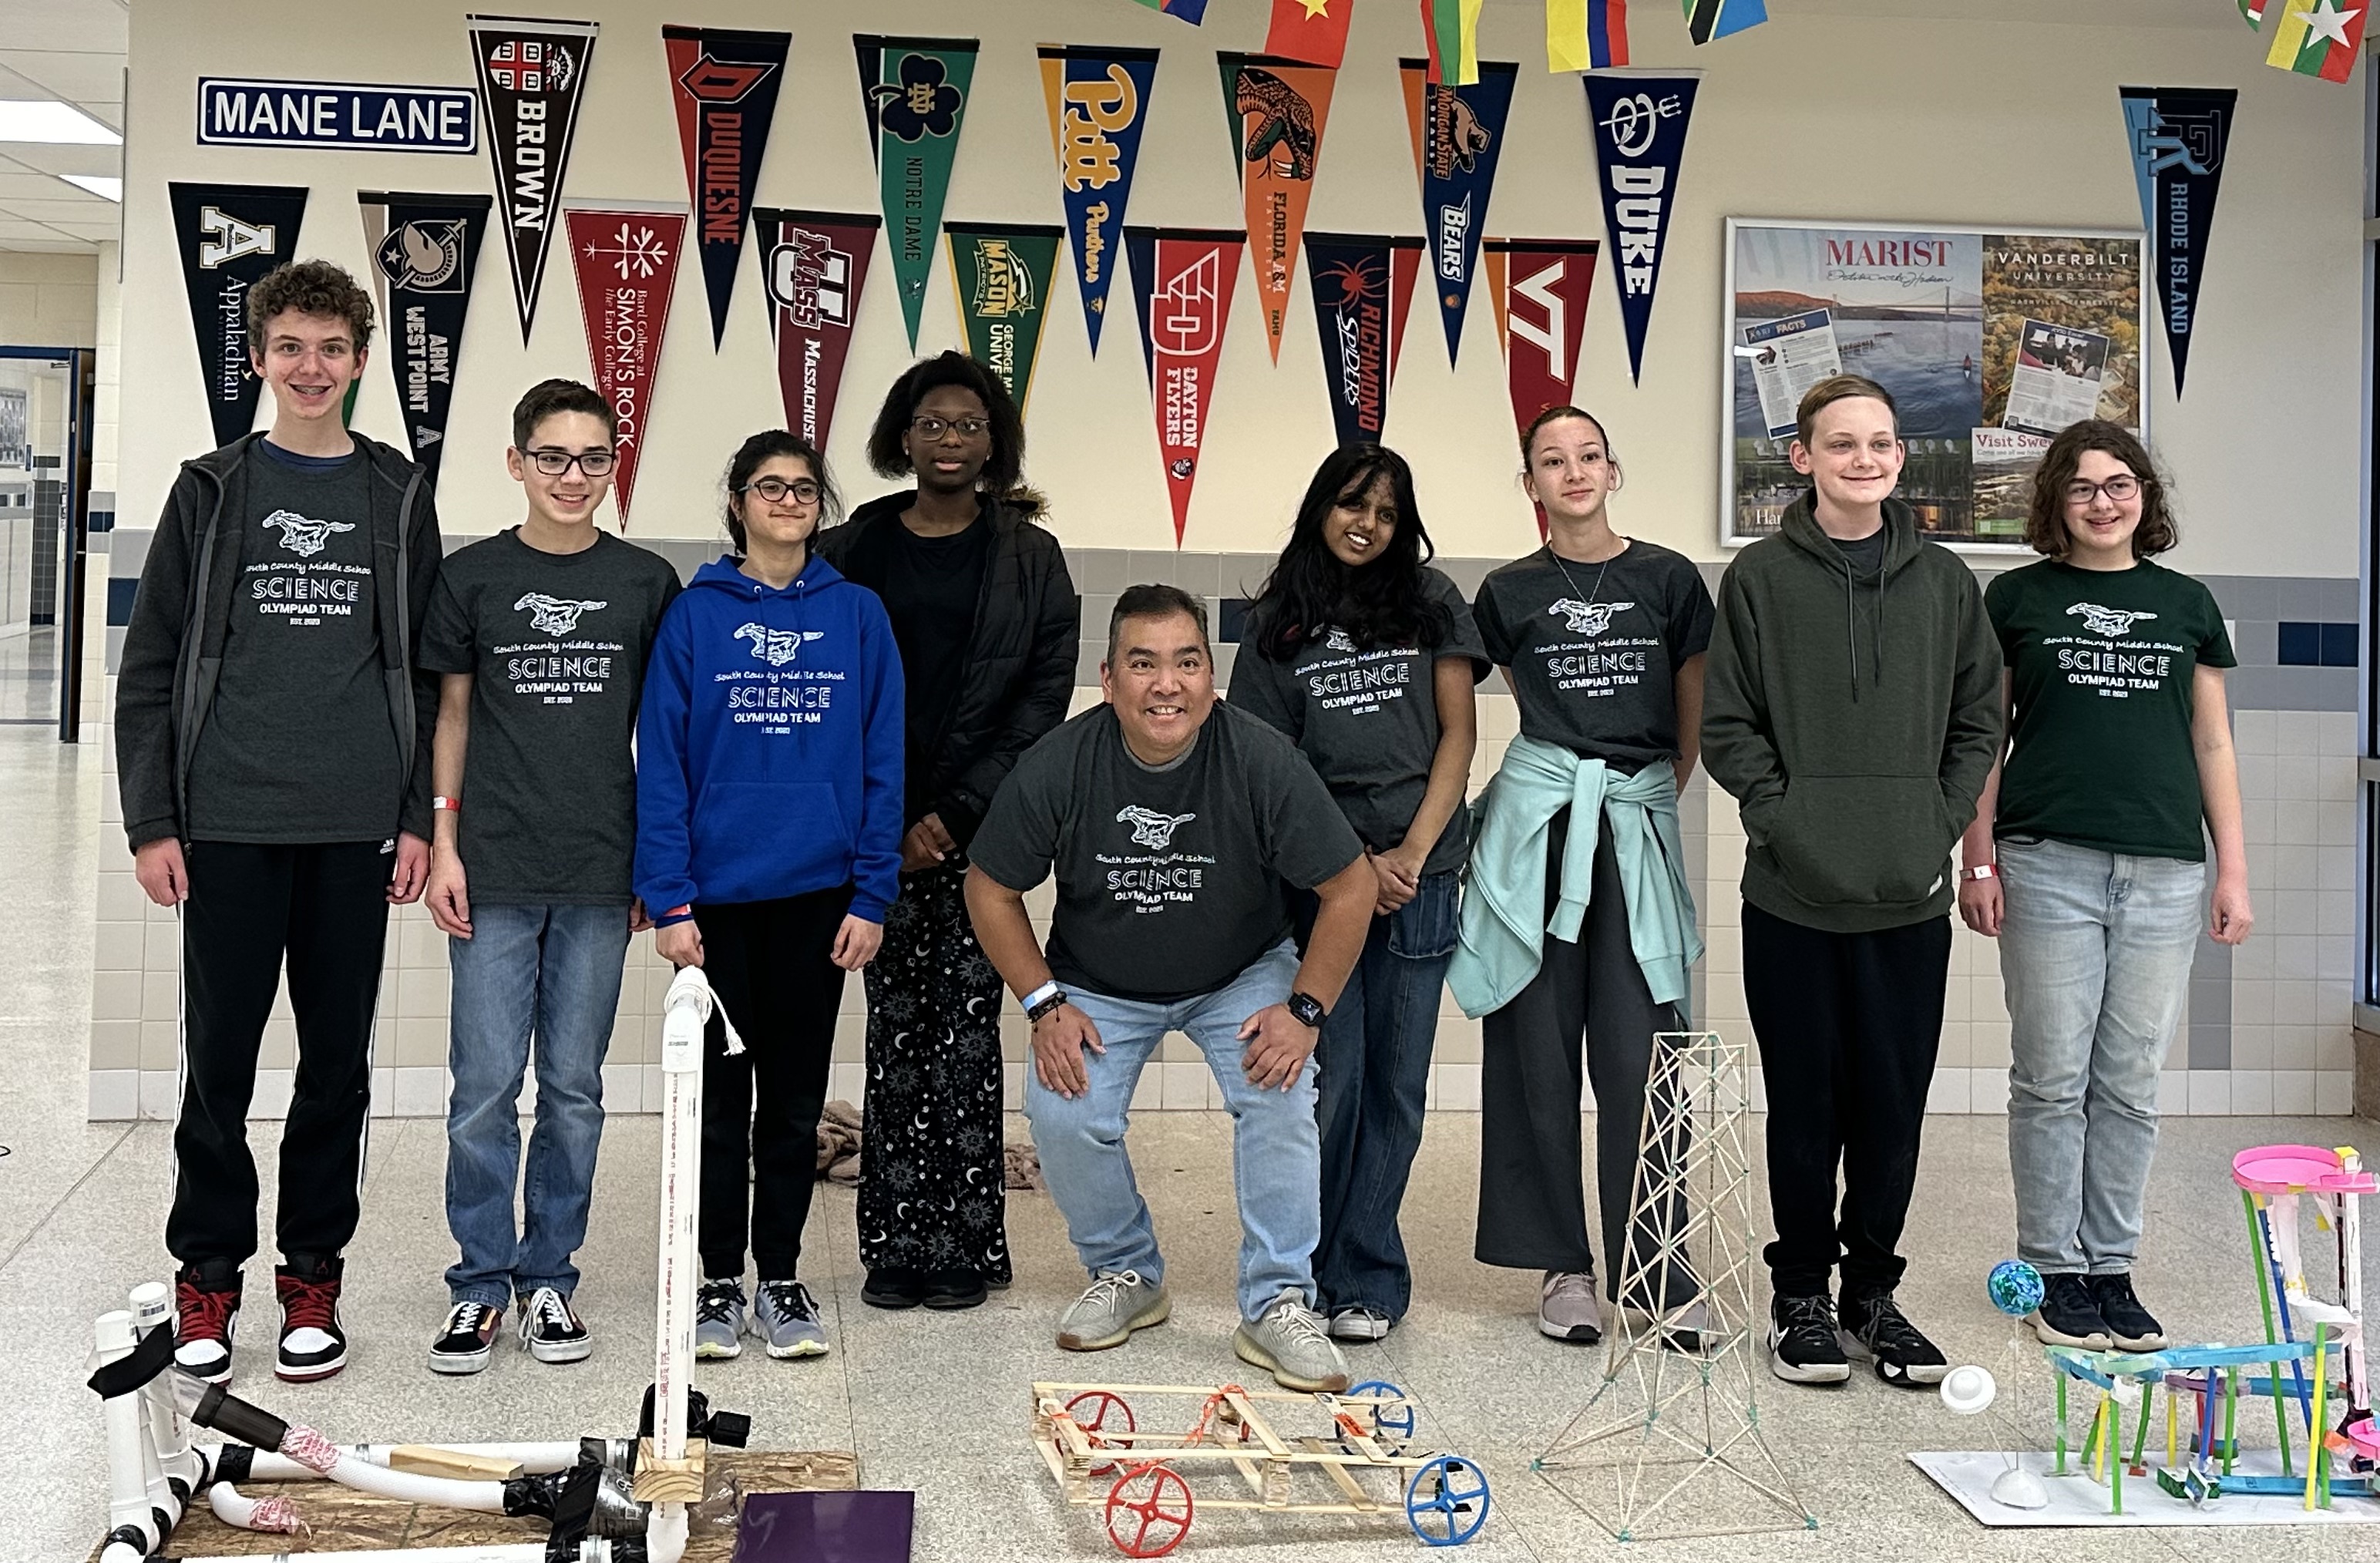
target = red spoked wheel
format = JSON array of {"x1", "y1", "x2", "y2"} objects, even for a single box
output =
[
  {"x1": 1104, "y1": 1460, "x2": 1193, "y2": 1558},
  {"x1": 1067, "y1": 1390, "x2": 1138, "y2": 1477}
]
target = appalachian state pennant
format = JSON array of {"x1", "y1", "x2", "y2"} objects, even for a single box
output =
[
  {"x1": 170, "y1": 182, "x2": 310, "y2": 449},
  {"x1": 1582, "y1": 72, "x2": 1696, "y2": 384},
  {"x1": 564, "y1": 205, "x2": 686, "y2": 528},
  {"x1": 664, "y1": 25, "x2": 788, "y2": 349},
  {"x1": 1221, "y1": 53, "x2": 1336, "y2": 361},
  {"x1": 1487, "y1": 238, "x2": 1598, "y2": 534},
  {"x1": 1127, "y1": 227, "x2": 1242, "y2": 545},
  {"x1": 1400, "y1": 57, "x2": 1515, "y2": 366},
  {"x1": 753, "y1": 207, "x2": 880, "y2": 452},
  {"x1": 469, "y1": 14, "x2": 599, "y2": 343},
  {"x1": 1039, "y1": 45, "x2": 1158, "y2": 356},
  {"x1": 2119, "y1": 86, "x2": 2235, "y2": 395},
  {"x1": 358, "y1": 190, "x2": 491, "y2": 492},
  {"x1": 1304, "y1": 232, "x2": 1422, "y2": 447},
  {"x1": 856, "y1": 35, "x2": 979, "y2": 350},
  {"x1": 946, "y1": 221, "x2": 1063, "y2": 414}
]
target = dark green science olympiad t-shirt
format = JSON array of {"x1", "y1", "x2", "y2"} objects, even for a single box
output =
[
  {"x1": 419, "y1": 529, "x2": 683, "y2": 903},
  {"x1": 1225, "y1": 569, "x2": 1489, "y2": 879},
  {"x1": 1987, "y1": 558, "x2": 2234, "y2": 862},
  {"x1": 969, "y1": 702, "x2": 1366, "y2": 1004}
]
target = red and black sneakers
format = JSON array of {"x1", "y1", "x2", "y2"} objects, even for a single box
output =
[
  {"x1": 273, "y1": 1254, "x2": 349, "y2": 1383},
  {"x1": 173, "y1": 1260, "x2": 242, "y2": 1383}
]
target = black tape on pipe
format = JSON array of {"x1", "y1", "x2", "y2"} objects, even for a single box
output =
[
  {"x1": 189, "y1": 1383, "x2": 290, "y2": 1451},
  {"x1": 213, "y1": 1444, "x2": 251, "y2": 1483},
  {"x1": 83, "y1": 1323, "x2": 176, "y2": 1399}
]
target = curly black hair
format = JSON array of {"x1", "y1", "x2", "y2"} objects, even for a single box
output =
[
  {"x1": 863, "y1": 350, "x2": 1046, "y2": 519},
  {"x1": 1243, "y1": 443, "x2": 1447, "y2": 662}
]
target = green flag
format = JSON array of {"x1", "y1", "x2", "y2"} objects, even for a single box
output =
[
  {"x1": 856, "y1": 35, "x2": 980, "y2": 349},
  {"x1": 946, "y1": 221, "x2": 1062, "y2": 414}
]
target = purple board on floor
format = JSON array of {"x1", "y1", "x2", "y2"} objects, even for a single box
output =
[{"x1": 735, "y1": 1491, "x2": 916, "y2": 1562}]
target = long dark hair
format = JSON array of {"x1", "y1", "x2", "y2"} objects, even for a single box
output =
[
  {"x1": 1245, "y1": 444, "x2": 1445, "y2": 661},
  {"x1": 863, "y1": 350, "x2": 1047, "y2": 519},
  {"x1": 722, "y1": 431, "x2": 840, "y2": 554},
  {"x1": 2024, "y1": 418, "x2": 2177, "y2": 559}
]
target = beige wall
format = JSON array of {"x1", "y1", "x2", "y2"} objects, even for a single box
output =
[{"x1": 0, "y1": 250, "x2": 97, "y2": 349}]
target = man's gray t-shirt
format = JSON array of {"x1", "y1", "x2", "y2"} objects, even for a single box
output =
[
  {"x1": 1226, "y1": 568, "x2": 1488, "y2": 877},
  {"x1": 418, "y1": 529, "x2": 682, "y2": 904},
  {"x1": 970, "y1": 701, "x2": 1364, "y2": 1004},
  {"x1": 187, "y1": 443, "x2": 401, "y2": 842}
]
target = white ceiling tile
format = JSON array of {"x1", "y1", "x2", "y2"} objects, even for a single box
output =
[
  {"x1": 0, "y1": 2, "x2": 126, "y2": 55},
  {"x1": 0, "y1": 196, "x2": 116, "y2": 219},
  {"x1": 0, "y1": 49, "x2": 126, "y2": 106},
  {"x1": 0, "y1": 143, "x2": 119, "y2": 178}
]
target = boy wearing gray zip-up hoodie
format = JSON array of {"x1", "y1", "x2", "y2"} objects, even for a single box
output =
[{"x1": 1702, "y1": 376, "x2": 2002, "y2": 1390}]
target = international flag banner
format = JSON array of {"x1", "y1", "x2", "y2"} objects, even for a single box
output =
[
  {"x1": 1683, "y1": 0, "x2": 1767, "y2": 45},
  {"x1": 358, "y1": 190, "x2": 492, "y2": 492},
  {"x1": 564, "y1": 204, "x2": 686, "y2": 527},
  {"x1": 1487, "y1": 237, "x2": 1598, "y2": 534},
  {"x1": 1266, "y1": 0, "x2": 1354, "y2": 68},
  {"x1": 170, "y1": 182, "x2": 310, "y2": 449},
  {"x1": 856, "y1": 35, "x2": 979, "y2": 349},
  {"x1": 1418, "y1": 0, "x2": 1484, "y2": 85},
  {"x1": 2240, "y1": 0, "x2": 2269, "y2": 25},
  {"x1": 468, "y1": 14, "x2": 599, "y2": 342},
  {"x1": 1039, "y1": 45, "x2": 1159, "y2": 356},
  {"x1": 1582, "y1": 72, "x2": 1696, "y2": 384},
  {"x1": 753, "y1": 207, "x2": 881, "y2": 452},
  {"x1": 2119, "y1": 86, "x2": 2235, "y2": 395},
  {"x1": 663, "y1": 25, "x2": 789, "y2": 349},
  {"x1": 946, "y1": 222, "x2": 1063, "y2": 414},
  {"x1": 1128, "y1": 0, "x2": 1211, "y2": 22},
  {"x1": 1548, "y1": 0, "x2": 1629, "y2": 71},
  {"x1": 1220, "y1": 53, "x2": 1337, "y2": 361},
  {"x1": 1303, "y1": 232, "x2": 1423, "y2": 446},
  {"x1": 2263, "y1": 0, "x2": 2366, "y2": 81},
  {"x1": 1400, "y1": 56, "x2": 1516, "y2": 365},
  {"x1": 1126, "y1": 226, "x2": 1242, "y2": 544}
]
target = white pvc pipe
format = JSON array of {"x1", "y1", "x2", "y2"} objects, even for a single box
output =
[
  {"x1": 277, "y1": 1427, "x2": 508, "y2": 1512},
  {"x1": 2340, "y1": 1162, "x2": 2369, "y2": 1414},
  {"x1": 222, "y1": 1441, "x2": 585, "y2": 1481},
  {"x1": 647, "y1": 966, "x2": 731, "y2": 1563},
  {"x1": 131, "y1": 1281, "x2": 203, "y2": 1494},
  {"x1": 207, "y1": 1481, "x2": 304, "y2": 1534},
  {"x1": 95, "y1": 1310, "x2": 160, "y2": 1550},
  {"x1": 176, "y1": 1548, "x2": 552, "y2": 1562}
]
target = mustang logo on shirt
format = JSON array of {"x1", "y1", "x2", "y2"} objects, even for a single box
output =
[
  {"x1": 513, "y1": 593, "x2": 609, "y2": 636},
  {"x1": 1115, "y1": 805, "x2": 1196, "y2": 851},
  {"x1": 1549, "y1": 598, "x2": 1635, "y2": 637},
  {"x1": 735, "y1": 623, "x2": 825, "y2": 667},
  {"x1": 2066, "y1": 603, "x2": 2159, "y2": 638},
  {"x1": 264, "y1": 509, "x2": 356, "y2": 559},
  {"x1": 1323, "y1": 628, "x2": 1358, "y2": 653}
]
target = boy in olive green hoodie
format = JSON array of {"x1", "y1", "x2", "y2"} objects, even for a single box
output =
[{"x1": 1702, "y1": 375, "x2": 2002, "y2": 1390}]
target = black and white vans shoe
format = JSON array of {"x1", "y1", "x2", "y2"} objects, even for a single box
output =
[
  {"x1": 1838, "y1": 1289, "x2": 1948, "y2": 1388},
  {"x1": 518, "y1": 1286, "x2": 593, "y2": 1364},
  {"x1": 428, "y1": 1300, "x2": 503, "y2": 1376},
  {"x1": 1768, "y1": 1293, "x2": 1851, "y2": 1385}
]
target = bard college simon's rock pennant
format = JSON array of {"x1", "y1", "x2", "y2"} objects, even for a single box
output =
[{"x1": 565, "y1": 204, "x2": 685, "y2": 527}]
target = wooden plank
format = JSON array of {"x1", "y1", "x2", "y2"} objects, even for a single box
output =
[
  {"x1": 1298, "y1": 1437, "x2": 1383, "y2": 1511},
  {"x1": 1222, "y1": 1389, "x2": 1295, "y2": 1459}
]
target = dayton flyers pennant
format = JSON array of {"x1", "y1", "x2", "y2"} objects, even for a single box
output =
[
  {"x1": 856, "y1": 35, "x2": 980, "y2": 350},
  {"x1": 2119, "y1": 86, "x2": 2235, "y2": 395},
  {"x1": 565, "y1": 205, "x2": 685, "y2": 527},
  {"x1": 1488, "y1": 238, "x2": 1598, "y2": 534},
  {"x1": 754, "y1": 207, "x2": 879, "y2": 451},
  {"x1": 1040, "y1": 45, "x2": 1159, "y2": 356},
  {"x1": 170, "y1": 182, "x2": 309, "y2": 449},
  {"x1": 1221, "y1": 53, "x2": 1336, "y2": 362},
  {"x1": 1400, "y1": 56, "x2": 1516, "y2": 366},
  {"x1": 664, "y1": 25, "x2": 788, "y2": 348},
  {"x1": 469, "y1": 14, "x2": 598, "y2": 342},
  {"x1": 946, "y1": 222, "x2": 1062, "y2": 413},
  {"x1": 358, "y1": 190, "x2": 491, "y2": 492},
  {"x1": 1303, "y1": 232, "x2": 1422, "y2": 447},
  {"x1": 1583, "y1": 72, "x2": 1696, "y2": 385},
  {"x1": 1127, "y1": 227, "x2": 1242, "y2": 545}
]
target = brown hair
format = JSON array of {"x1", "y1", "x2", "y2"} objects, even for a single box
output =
[
  {"x1": 511, "y1": 378, "x2": 616, "y2": 449},
  {"x1": 246, "y1": 260, "x2": 375, "y2": 353},
  {"x1": 2025, "y1": 419, "x2": 2176, "y2": 559},
  {"x1": 1793, "y1": 374, "x2": 1897, "y2": 447},
  {"x1": 1519, "y1": 405, "x2": 1615, "y2": 467},
  {"x1": 722, "y1": 430, "x2": 840, "y2": 554}
]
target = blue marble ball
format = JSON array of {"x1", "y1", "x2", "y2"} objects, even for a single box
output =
[{"x1": 1988, "y1": 1260, "x2": 2045, "y2": 1318}]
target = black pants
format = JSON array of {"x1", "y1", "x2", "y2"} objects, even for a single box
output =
[
  {"x1": 168, "y1": 839, "x2": 392, "y2": 1267},
  {"x1": 1477, "y1": 815, "x2": 1692, "y2": 1307},
  {"x1": 1741, "y1": 901, "x2": 1951, "y2": 1299},
  {"x1": 858, "y1": 857, "x2": 1011, "y2": 1282},
  {"x1": 697, "y1": 886, "x2": 850, "y2": 1281}
]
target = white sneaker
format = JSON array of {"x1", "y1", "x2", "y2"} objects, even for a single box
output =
[{"x1": 1328, "y1": 1306, "x2": 1393, "y2": 1342}]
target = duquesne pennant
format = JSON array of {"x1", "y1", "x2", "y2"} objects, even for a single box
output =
[
  {"x1": 753, "y1": 207, "x2": 880, "y2": 452},
  {"x1": 1220, "y1": 53, "x2": 1336, "y2": 362},
  {"x1": 2119, "y1": 86, "x2": 2235, "y2": 395},
  {"x1": 1400, "y1": 56, "x2": 1515, "y2": 365},
  {"x1": 1039, "y1": 45, "x2": 1159, "y2": 356},
  {"x1": 564, "y1": 204, "x2": 686, "y2": 528},
  {"x1": 856, "y1": 35, "x2": 980, "y2": 350},
  {"x1": 1582, "y1": 72, "x2": 1696, "y2": 384},
  {"x1": 946, "y1": 221, "x2": 1063, "y2": 415},
  {"x1": 1487, "y1": 237, "x2": 1598, "y2": 535},
  {"x1": 664, "y1": 24, "x2": 789, "y2": 349},
  {"x1": 358, "y1": 190, "x2": 492, "y2": 493},
  {"x1": 1303, "y1": 232, "x2": 1422, "y2": 447},
  {"x1": 469, "y1": 14, "x2": 599, "y2": 343},
  {"x1": 169, "y1": 182, "x2": 310, "y2": 449},
  {"x1": 1127, "y1": 226, "x2": 1243, "y2": 546}
]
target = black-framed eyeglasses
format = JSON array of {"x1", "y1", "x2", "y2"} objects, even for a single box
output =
[
  {"x1": 2064, "y1": 475, "x2": 2143, "y2": 506},
  {"x1": 909, "y1": 414, "x2": 990, "y2": 441},
  {"x1": 522, "y1": 446, "x2": 617, "y2": 477},
  {"x1": 740, "y1": 476, "x2": 823, "y2": 506}
]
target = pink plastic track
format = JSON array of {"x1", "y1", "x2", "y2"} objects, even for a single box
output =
[{"x1": 2230, "y1": 1143, "x2": 2377, "y2": 1196}]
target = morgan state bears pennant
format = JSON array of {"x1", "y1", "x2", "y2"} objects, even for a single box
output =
[
  {"x1": 856, "y1": 35, "x2": 980, "y2": 350},
  {"x1": 1400, "y1": 56, "x2": 1515, "y2": 366},
  {"x1": 565, "y1": 204, "x2": 686, "y2": 527},
  {"x1": 1039, "y1": 44, "x2": 1159, "y2": 357},
  {"x1": 469, "y1": 13, "x2": 599, "y2": 343},
  {"x1": 1582, "y1": 72, "x2": 1696, "y2": 385},
  {"x1": 1303, "y1": 232, "x2": 1421, "y2": 447},
  {"x1": 1220, "y1": 53, "x2": 1336, "y2": 363},
  {"x1": 358, "y1": 190, "x2": 492, "y2": 492},
  {"x1": 170, "y1": 182, "x2": 310, "y2": 449},
  {"x1": 664, "y1": 24, "x2": 788, "y2": 349},
  {"x1": 753, "y1": 207, "x2": 879, "y2": 452},
  {"x1": 1128, "y1": 227, "x2": 1242, "y2": 546}
]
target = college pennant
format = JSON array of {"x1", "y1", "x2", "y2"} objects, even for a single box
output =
[
  {"x1": 357, "y1": 190, "x2": 492, "y2": 492},
  {"x1": 563, "y1": 205, "x2": 686, "y2": 527},
  {"x1": 1487, "y1": 238, "x2": 1598, "y2": 535},
  {"x1": 1220, "y1": 53, "x2": 1336, "y2": 361},
  {"x1": 1303, "y1": 232, "x2": 1423, "y2": 447},
  {"x1": 1039, "y1": 45, "x2": 1159, "y2": 356},
  {"x1": 946, "y1": 222, "x2": 1063, "y2": 414},
  {"x1": 1126, "y1": 226, "x2": 1242, "y2": 545},
  {"x1": 856, "y1": 35, "x2": 980, "y2": 350},
  {"x1": 1400, "y1": 56, "x2": 1516, "y2": 366},
  {"x1": 1683, "y1": 0, "x2": 1767, "y2": 44},
  {"x1": 169, "y1": 182, "x2": 310, "y2": 449},
  {"x1": 752, "y1": 207, "x2": 880, "y2": 452},
  {"x1": 663, "y1": 25, "x2": 789, "y2": 348},
  {"x1": 1548, "y1": 0, "x2": 1629, "y2": 70},
  {"x1": 2263, "y1": 0, "x2": 2366, "y2": 82},
  {"x1": 2119, "y1": 86, "x2": 2236, "y2": 395},
  {"x1": 1582, "y1": 72, "x2": 1696, "y2": 385},
  {"x1": 1266, "y1": 0, "x2": 1354, "y2": 67},
  {"x1": 468, "y1": 14, "x2": 599, "y2": 343}
]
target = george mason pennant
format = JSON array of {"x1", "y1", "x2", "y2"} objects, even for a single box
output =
[
  {"x1": 1219, "y1": 52, "x2": 1336, "y2": 362},
  {"x1": 856, "y1": 35, "x2": 980, "y2": 351},
  {"x1": 664, "y1": 25, "x2": 789, "y2": 348},
  {"x1": 1127, "y1": 226, "x2": 1243, "y2": 546},
  {"x1": 1400, "y1": 56, "x2": 1515, "y2": 366},
  {"x1": 564, "y1": 205, "x2": 686, "y2": 528},
  {"x1": 1303, "y1": 232, "x2": 1422, "y2": 448},
  {"x1": 2119, "y1": 86, "x2": 2234, "y2": 398},
  {"x1": 358, "y1": 191, "x2": 492, "y2": 494},
  {"x1": 1487, "y1": 237, "x2": 1598, "y2": 534},
  {"x1": 1583, "y1": 72, "x2": 1696, "y2": 386},
  {"x1": 753, "y1": 207, "x2": 880, "y2": 452},
  {"x1": 1038, "y1": 44, "x2": 1158, "y2": 357},
  {"x1": 170, "y1": 182, "x2": 310, "y2": 448},
  {"x1": 946, "y1": 222, "x2": 1062, "y2": 415},
  {"x1": 468, "y1": 13, "x2": 599, "y2": 343}
]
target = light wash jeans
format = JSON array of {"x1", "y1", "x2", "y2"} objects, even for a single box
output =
[
  {"x1": 1026, "y1": 940, "x2": 1316, "y2": 1322},
  {"x1": 1998, "y1": 836, "x2": 2205, "y2": 1276},
  {"x1": 444, "y1": 903, "x2": 628, "y2": 1308}
]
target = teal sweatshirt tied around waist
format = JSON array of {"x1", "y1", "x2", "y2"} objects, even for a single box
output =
[{"x1": 1447, "y1": 734, "x2": 1703, "y2": 1020}]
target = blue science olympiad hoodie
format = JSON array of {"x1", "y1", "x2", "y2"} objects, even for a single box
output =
[{"x1": 635, "y1": 556, "x2": 903, "y2": 926}]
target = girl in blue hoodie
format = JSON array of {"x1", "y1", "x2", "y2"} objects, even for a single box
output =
[{"x1": 636, "y1": 431, "x2": 903, "y2": 1363}]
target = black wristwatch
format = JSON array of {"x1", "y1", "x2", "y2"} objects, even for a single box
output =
[{"x1": 1286, "y1": 991, "x2": 1329, "y2": 1029}]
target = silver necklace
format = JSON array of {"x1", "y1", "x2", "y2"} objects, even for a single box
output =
[{"x1": 1547, "y1": 536, "x2": 1622, "y2": 607}]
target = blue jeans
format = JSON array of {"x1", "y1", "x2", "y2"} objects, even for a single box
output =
[
  {"x1": 1998, "y1": 837, "x2": 2204, "y2": 1276},
  {"x1": 1312, "y1": 872, "x2": 1458, "y2": 1321},
  {"x1": 443, "y1": 903, "x2": 627, "y2": 1307},
  {"x1": 1027, "y1": 941, "x2": 1317, "y2": 1322}
]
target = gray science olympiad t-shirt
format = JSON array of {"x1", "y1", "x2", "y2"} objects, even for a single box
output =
[
  {"x1": 418, "y1": 529, "x2": 682, "y2": 904},
  {"x1": 970, "y1": 701, "x2": 1364, "y2": 1005}
]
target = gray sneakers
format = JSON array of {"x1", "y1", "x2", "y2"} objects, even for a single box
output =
[
  {"x1": 1538, "y1": 1271, "x2": 1603, "y2": 1344},
  {"x1": 1233, "y1": 1291, "x2": 1352, "y2": 1393},
  {"x1": 694, "y1": 1279, "x2": 745, "y2": 1360},
  {"x1": 753, "y1": 1280, "x2": 830, "y2": 1359},
  {"x1": 1055, "y1": 1270, "x2": 1172, "y2": 1351}
]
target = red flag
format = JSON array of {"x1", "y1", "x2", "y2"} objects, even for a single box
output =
[
  {"x1": 566, "y1": 207, "x2": 686, "y2": 528},
  {"x1": 1266, "y1": 0, "x2": 1354, "y2": 67},
  {"x1": 1488, "y1": 238, "x2": 1598, "y2": 536},
  {"x1": 1128, "y1": 227, "x2": 1243, "y2": 546}
]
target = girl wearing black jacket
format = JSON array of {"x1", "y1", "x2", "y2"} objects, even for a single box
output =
[{"x1": 816, "y1": 351, "x2": 1081, "y2": 1310}]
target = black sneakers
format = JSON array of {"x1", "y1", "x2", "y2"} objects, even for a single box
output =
[
  {"x1": 518, "y1": 1286, "x2": 593, "y2": 1364},
  {"x1": 1837, "y1": 1289, "x2": 1948, "y2": 1388},
  {"x1": 2029, "y1": 1272, "x2": 2113, "y2": 1350},
  {"x1": 923, "y1": 1268, "x2": 987, "y2": 1311},
  {"x1": 2086, "y1": 1272, "x2": 2166, "y2": 1352},
  {"x1": 429, "y1": 1299, "x2": 503, "y2": 1376},
  {"x1": 273, "y1": 1254, "x2": 348, "y2": 1383},
  {"x1": 862, "y1": 1266, "x2": 925, "y2": 1310},
  {"x1": 174, "y1": 1260, "x2": 242, "y2": 1384},
  {"x1": 1768, "y1": 1293, "x2": 1851, "y2": 1385}
]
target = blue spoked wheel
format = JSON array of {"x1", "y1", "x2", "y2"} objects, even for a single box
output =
[
  {"x1": 1348, "y1": 1380, "x2": 1418, "y2": 1446},
  {"x1": 1405, "y1": 1454, "x2": 1490, "y2": 1547}
]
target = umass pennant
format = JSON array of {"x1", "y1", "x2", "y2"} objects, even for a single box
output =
[
  {"x1": 1583, "y1": 73, "x2": 1696, "y2": 385},
  {"x1": 170, "y1": 182, "x2": 310, "y2": 448},
  {"x1": 1400, "y1": 58, "x2": 1516, "y2": 366},
  {"x1": 1303, "y1": 232, "x2": 1422, "y2": 447},
  {"x1": 664, "y1": 25, "x2": 788, "y2": 349},
  {"x1": 753, "y1": 207, "x2": 879, "y2": 451},
  {"x1": 2119, "y1": 86, "x2": 2234, "y2": 397},
  {"x1": 565, "y1": 206, "x2": 686, "y2": 527},
  {"x1": 358, "y1": 191, "x2": 490, "y2": 493},
  {"x1": 468, "y1": 13, "x2": 599, "y2": 342},
  {"x1": 1127, "y1": 226, "x2": 1242, "y2": 546}
]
